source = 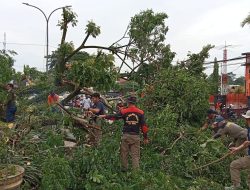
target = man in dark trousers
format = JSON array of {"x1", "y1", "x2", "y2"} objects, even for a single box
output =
[
  {"x1": 212, "y1": 117, "x2": 247, "y2": 147},
  {"x1": 100, "y1": 96, "x2": 149, "y2": 171},
  {"x1": 225, "y1": 110, "x2": 250, "y2": 190},
  {"x1": 0, "y1": 83, "x2": 17, "y2": 123},
  {"x1": 87, "y1": 93, "x2": 105, "y2": 146}
]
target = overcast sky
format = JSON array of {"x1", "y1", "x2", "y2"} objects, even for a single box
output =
[{"x1": 1, "y1": 0, "x2": 250, "y2": 77}]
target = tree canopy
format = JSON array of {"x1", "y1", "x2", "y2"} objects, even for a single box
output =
[
  {"x1": 128, "y1": 9, "x2": 175, "y2": 85},
  {"x1": 1, "y1": 8, "x2": 244, "y2": 190}
]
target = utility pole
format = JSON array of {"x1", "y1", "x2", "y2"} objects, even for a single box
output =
[
  {"x1": 221, "y1": 43, "x2": 228, "y2": 96},
  {"x1": 218, "y1": 42, "x2": 240, "y2": 96},
  {"x1": 242, "y1": 52, "x2": 250, "y2": 108},
  {"x1": 218, "y1": 42, "x2": 233, "y2": 107},
  {"x1": 22, "y1": 3, "x2": 72, "y2": 73},
  {"x1": 3, "y1": 32, "x2": 6, "y2": 53}
]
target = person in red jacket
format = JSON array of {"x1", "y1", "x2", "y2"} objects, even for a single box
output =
[
  {"x1": 47, "y1": 91, "x2": 59, "y2": 112},
  {"x1": 100, "y1": 96, "x2": 149, "y2": 171},
  {"x1": 47, "y1": 91, "x2": 59, "y2": 106}
]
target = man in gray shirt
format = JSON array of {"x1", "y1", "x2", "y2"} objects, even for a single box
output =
[{"x1": 212, "y1": 117, "x2": 247, "y2": 147}]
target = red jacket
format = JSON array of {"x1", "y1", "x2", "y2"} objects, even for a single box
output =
[{"x1": 105, "y1": 105, "x2": 148, "y2": 139}]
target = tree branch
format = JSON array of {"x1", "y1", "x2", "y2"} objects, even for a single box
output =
[
  {"x1": 64, "y1": 43, "x2": 124, "y2": 64},
  {"x1": 64, "y1": 33, "x2": 91, "y2": 63},
  {"x1": 115, "y1": 52, "x2": 133, "y2": 71},
  {"x1": 61, "y1": 86, "x2": 81, "y2": 105},
  {"x1": 192, "y1": 152, "x2": 231, "y2": 171},
  {"x1": 57, "y1": 103, "x2": 101, "y2": 131},
  {"x1": 161, "y1": 132, "x2": 184, "y2": 155},
  {"x1": 110, "y1": 24, "x2": 130, "y2": 47},
  {"x1": 83, "y1": 45, "x2": 118, "y2": 52},
  {"x1": 60, "y1": 10, "x2": 68, "y2": 45},
  {"x1": 119, "y1": 39, "x2": 132, "y2": 73}
]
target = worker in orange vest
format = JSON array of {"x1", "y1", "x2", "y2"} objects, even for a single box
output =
[
  {"x1": 100, "y1": 96, "x2": 149, "y2": 171},
  {"x1": 47, "y1": 91, "x2": 59, "y2": 112}
]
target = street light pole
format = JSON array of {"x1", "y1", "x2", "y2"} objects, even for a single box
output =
[{"x1": 22, "y1": 3, "x2": 72, "y2": 72}]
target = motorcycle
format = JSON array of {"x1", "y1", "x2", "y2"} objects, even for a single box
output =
[{"x1": 226, "y1": 105, "x2": 238, "y2": 121}]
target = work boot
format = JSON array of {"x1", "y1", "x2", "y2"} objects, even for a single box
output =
[{"x1": 224, "y1": 185, "x2": 242, "y2": 190}]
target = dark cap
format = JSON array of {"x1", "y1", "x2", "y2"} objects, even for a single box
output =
[
  {"x1": 127, "y1": 96, "x2": 137, "y2": 104},
  {"x1": 213, "y1": 116, "x2": 226, "y2": 127},
  {"x1": 50, "y1": 91, "x2": 55, "y2": 95},
  {"x1": 214, "y1": 116, "x2": 224, "y2": 123},
  {"x1": 207, "y1": 109, "x2": 217, "y2": 115},
  {"x1": 91, "y1": 92, "x2": 100, "y2": 98}
]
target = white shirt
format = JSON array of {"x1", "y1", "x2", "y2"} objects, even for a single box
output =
[{"x1": 82, "y1": 98, "x2": 91, "y2": 109}]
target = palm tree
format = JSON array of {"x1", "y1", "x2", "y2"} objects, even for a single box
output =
[{"x1": 241, "y1": 13, "x2": 250, "y2": 27}]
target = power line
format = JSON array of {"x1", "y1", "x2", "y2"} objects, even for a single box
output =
[
  {"x1": 204, "y1": 56, "x2": 245, "y2": 65},
  {"x1": 14, "y1": 64, "x2": 44, "y2": 70},
  {"x1": 205, "y1": 62, "x2": 245, "y2": 69},
  {"x1": 0, "y1": 41, "x2": 57, "y2": 48},
  {"x1": 172, "y1": 55, "x2": 246, "y2": 66},
  {"x1": 228, "y1": 65, "x2": 242, "y2": 73}
]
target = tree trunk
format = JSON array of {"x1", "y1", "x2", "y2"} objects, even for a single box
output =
[
  {"x1": 61, "y1": 87, "x2": 81, "y2": 105},
  {"x1": 61, "y1": 25, "x2": 67, "y2": 45}
]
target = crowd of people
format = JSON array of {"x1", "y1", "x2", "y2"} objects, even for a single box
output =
[
  {"x1": 46, "y1": 91, "x2": 149, "y2": 171},
  {"x1": 69, "y1": 94, "x2": 92, "y2": 110}
]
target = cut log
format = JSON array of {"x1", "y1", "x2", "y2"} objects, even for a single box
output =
[{"x1": 57, "y1": 103, "x2": 101, "y2": 131}]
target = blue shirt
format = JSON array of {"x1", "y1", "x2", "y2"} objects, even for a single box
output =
[
  {"x1": 207, "y1": 115, "x2": 224, "y2": 125},
  {"x1": 91, "y1": 101, "x2": 105, "y2": 116}
]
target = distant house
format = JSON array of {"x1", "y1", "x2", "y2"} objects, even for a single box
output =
[{"x1": 228, "y1": 85, "x2": 244, "y2": 93}]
